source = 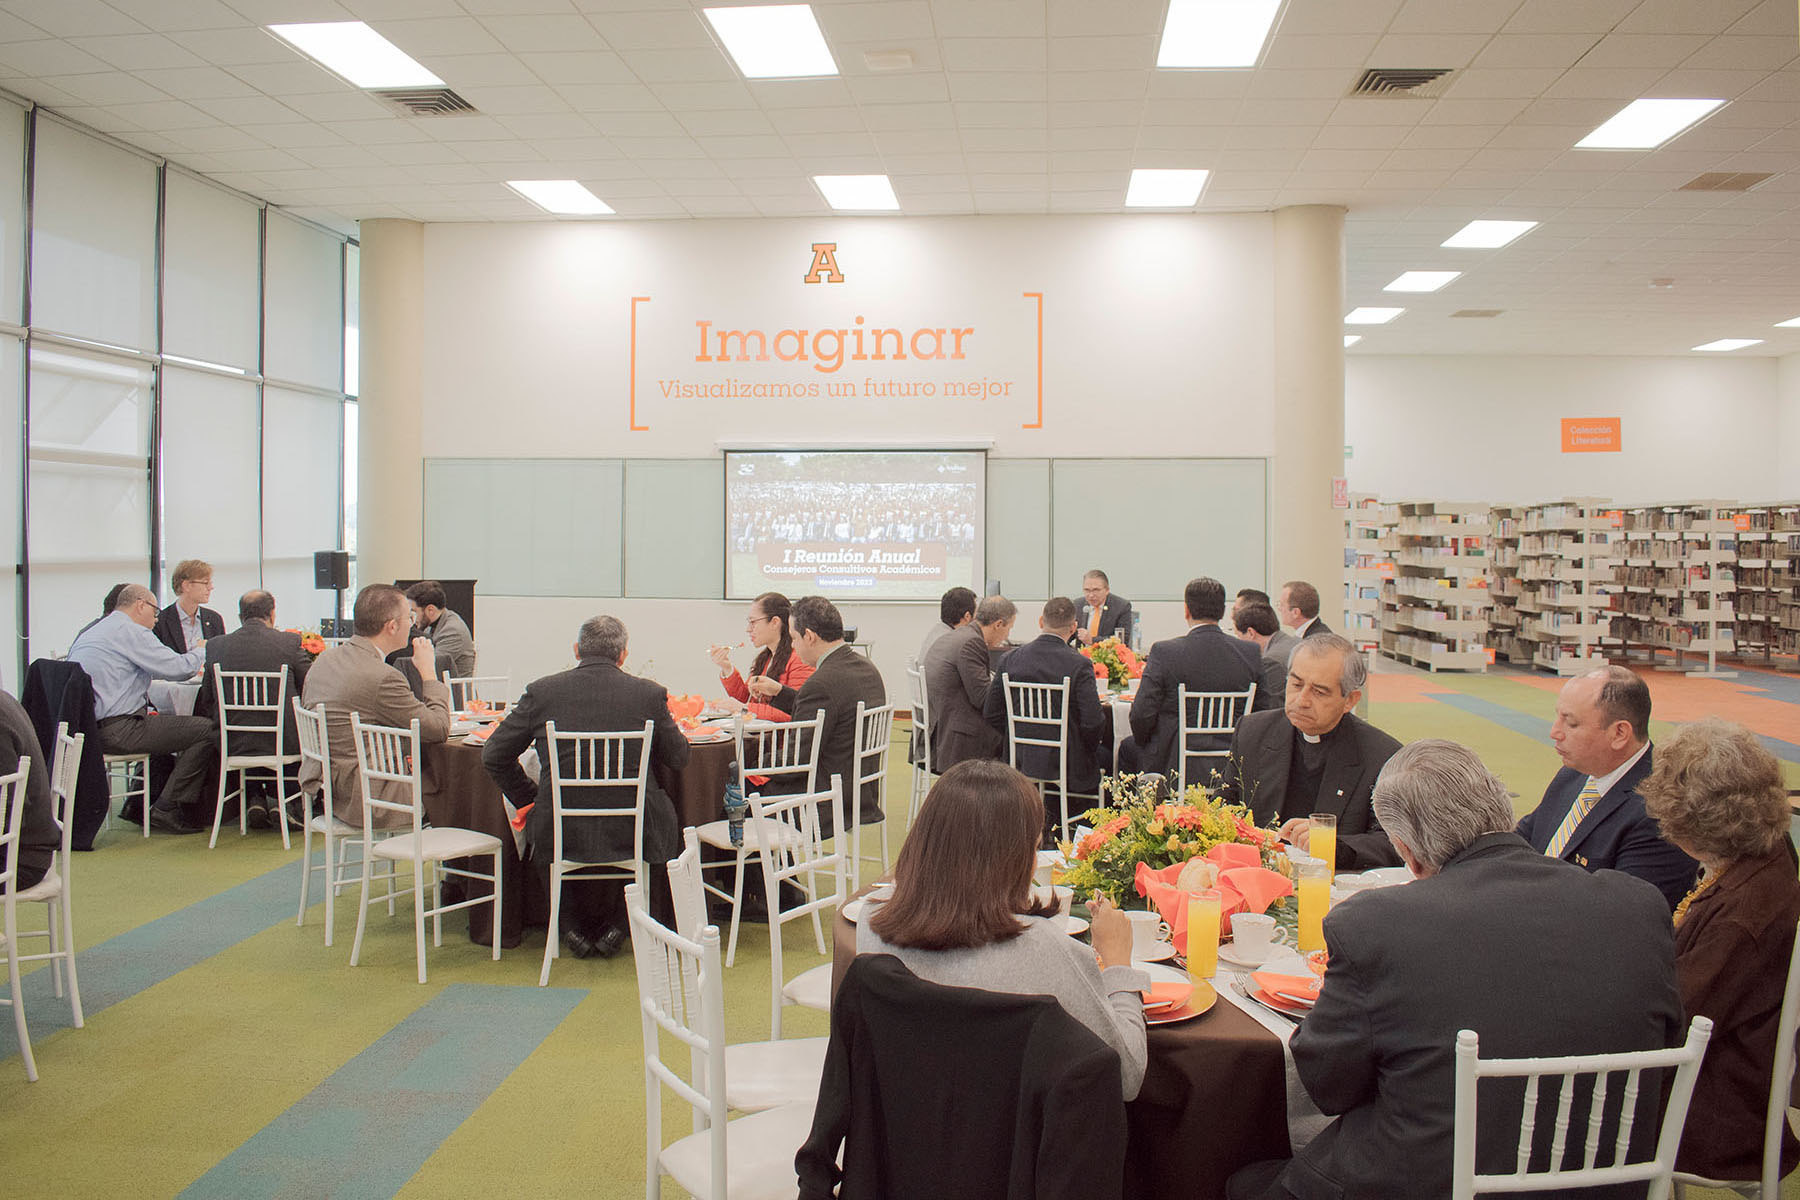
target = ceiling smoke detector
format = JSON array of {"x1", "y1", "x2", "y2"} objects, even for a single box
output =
[{"x1": 863, "y1": 49, "x2": 916, "y2": 72}]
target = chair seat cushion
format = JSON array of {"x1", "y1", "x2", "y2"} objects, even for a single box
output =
[
  {"x1": 724, "y1": 1037, "x2": 828, "y2": 1113},
  {"x1": 781, "y1": 964, "x2": 833, "y2": 1012},
  {"x1": 661, "y1": 1101, "x2": 812, "y2": 1200},
  {"x1": 16, "y1": 870, "x2": 62, "y2": 903},
  {"x1": 695, "y1": 818, "x2": 802, "y2": 854},
  {"x1": 373, "y1": 826, "x2": 501, "y2": 862},
  {"x1": 222, "y1": 754, "x2": 302, "y2": 769},
  {"x1": 309, "y1": 814, "x2": 360, "y2": 835}
]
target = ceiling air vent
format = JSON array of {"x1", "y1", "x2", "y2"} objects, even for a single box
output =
[
  {"x1": 1350, "y1": 68, "x2": 1455, "y2": 98},
  {"x1": 1451, "y1": 309, "x2": 1504, "y2": 319},
  {"x1": 370, "y1": 87, "x2": 476, "y2": 117},
  {"x1": 1678, "y1": 171, "x2": 1774, "y2": 192}
]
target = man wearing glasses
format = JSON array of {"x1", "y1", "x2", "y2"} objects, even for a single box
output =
[{"x1": 68, "y1": 583, "x2": 216, "y2": 834}]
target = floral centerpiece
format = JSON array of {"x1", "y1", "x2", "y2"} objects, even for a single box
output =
[
  {"x1": 1059, "y1": 773, "x2": 1278, "y2": 907},
  {"x1": 286, "y1": 628, "x2": 328, "y2": 659},
  {"x1": 1080, "y1": 636, "x2": 1144, "y2": 690}
]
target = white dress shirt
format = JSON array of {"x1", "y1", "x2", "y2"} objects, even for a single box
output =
[{"x1": 67, "y1": 611, "x2": 206, "y2": 719}]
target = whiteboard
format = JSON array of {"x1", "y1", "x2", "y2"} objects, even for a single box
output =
[
  {"x1": 624, "y1": 459, "x2": 722, "y2": 598},
  {"x1": 985, "y1": 458, "x2": 1050, "y2": 598},
  {"x1": 423, "y1": 459, "x2": 624, "y2": 596}
]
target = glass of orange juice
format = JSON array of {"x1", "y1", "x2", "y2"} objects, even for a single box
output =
[
  {"x1": 1187, "y1": 889, "x2": 1221, "y2": 982},
  {"x1": 1297, "y1": 858, "x2": 1330, "y2": 954},
  {"x1": 1308, "y1": 812, "x2": 1338, "y2": 876}
]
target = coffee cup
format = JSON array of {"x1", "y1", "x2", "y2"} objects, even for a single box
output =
[
  {"x1": 1031, "y1": 884, "x2": 1073, "y2": 917},
  {"x1": 1229, "y1": 912, "x2": 1290, "y2": 962},
  {"x1": 1126, "y1": 909, "x2": 1170, "y2": 958}
]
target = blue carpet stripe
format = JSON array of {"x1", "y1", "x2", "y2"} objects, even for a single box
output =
[
  {"x1": 13, "y1": 858, "x2": 309, "y2": 1039},
  {"x1": 178, "y1": 984, "x2": 583, "y2": 1200},
  {"x1": 1724, "y1": 669, "x2": 1800, "y2": 706}
]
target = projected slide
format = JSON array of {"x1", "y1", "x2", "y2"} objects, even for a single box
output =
[{"x1": 726, "y1": 450, "x2": 985, "y2": 601}]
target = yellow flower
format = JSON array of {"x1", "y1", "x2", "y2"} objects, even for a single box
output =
[
  {"x1": 1166, "y1": 834, "x2": 1181, "y2": 850},
  {"x1": 1146, "y1": 819, "x2": 1165, "y2": 836}
]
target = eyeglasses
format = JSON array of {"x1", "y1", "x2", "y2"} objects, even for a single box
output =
[{"x1": 746, "y1": 615, "x2": 774, "y2": 630}]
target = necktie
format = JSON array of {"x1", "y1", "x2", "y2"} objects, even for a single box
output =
[
  {"x1": 1088, "y1": 605, "x2": 1101, "y2": 639},
  {"x1": 1544, "y1": 780, "x2": 1601, "y2": 859}
]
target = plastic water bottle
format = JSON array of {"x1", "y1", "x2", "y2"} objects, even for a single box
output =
[{"x1": 724, "y1": 779, "x2": 748, "y2": 848}]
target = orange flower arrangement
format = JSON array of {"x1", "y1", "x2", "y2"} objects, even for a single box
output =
[
  {"x1": 1060, "y1": 773, "x2": 1279, "y2": 906},
  {"x1": 1080, "y1": 637, "x2": 1145, "y2": 689}
]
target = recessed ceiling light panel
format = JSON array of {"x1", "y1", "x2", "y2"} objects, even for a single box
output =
[
  {"x1": 1441, "y1": 220, "x2": 1537, "y2": 249},
  {"x1": 703, "y1": 5, "x2": 838, "y2": 79},
  {"x1": 1343, "y1": 335, "x2": 1362, "y2": 347},
  {"x1": 506, "y1": 180, "x2": 614, "y2": 216},
  {"x1": 1157, "y1": 0, "x2": 1282, "y2": 69},
  {"x1": 1576, "y1": 98, "x2": 1725, "y2": 150},
  {"x1": 814, "y1": 174, "x2": 899, "y2": 211},
  {"x1": 1692, "y1": 338, "x2": 1762, "y2": 352},
  {"x1": 1384, "y1": 271, "x2": 1460, "y2": 293},
  {"x1": 1125, "y1": 168, "x2": 1210, "y2": 207},
  {"x1": 1345, "y1": 307, "x2": 1404, "y2": 325},
  {"x1": 1774, "y1": 316, "x2": 1800, "y2": 328},
  {"x1": 267, "y1": 22, "x2": 442, "y2": 89}
]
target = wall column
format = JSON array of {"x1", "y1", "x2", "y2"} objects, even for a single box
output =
[
  {"x1": 357, "y1": 219, "x2": 425, "y2": 586},
  {"x1": 1270, "y1": 204, "x2": 1346, "y2": 605},
  {"x1": 1780, "y1": 352, "x2": 1800, "y2": 499}
]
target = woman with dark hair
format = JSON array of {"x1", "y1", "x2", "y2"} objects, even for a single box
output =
[
  {"x1": 1641, "y1": 718, "x2": 1800, "y2": 1183},
  {"x1": 709, "y1": 591, "x2": 813, "y2": 721},
  {"x1": 858, "y1": 759, "x2": 1150, "y2": 1097}
]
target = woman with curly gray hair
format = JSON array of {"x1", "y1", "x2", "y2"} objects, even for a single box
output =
[{"x1": 1641, "y1": 717, "x2": 1800, "y2": 1182}]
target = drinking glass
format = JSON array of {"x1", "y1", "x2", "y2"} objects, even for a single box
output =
[
  {"x1": 1186, "y1": 889, "x2": 1221, "y2": 982},
  {"x1": 1309, "y1": 812, "x2": 1338, "y2": 876},
  {"x1": 1297, "y1": 859, "x2": 1330, "y2": 954}
]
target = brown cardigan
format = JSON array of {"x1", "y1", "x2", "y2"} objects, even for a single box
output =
[{"x1": 1673, "y1": 841, "x2": 1800, "y2": 1181}]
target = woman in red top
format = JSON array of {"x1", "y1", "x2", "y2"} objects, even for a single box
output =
[{"x1": 710, "y1": 591, "x2": 814, "y2": 722}]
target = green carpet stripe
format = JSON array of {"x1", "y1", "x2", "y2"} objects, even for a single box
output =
[{"x1": 178, "y1": 983, "x2": 583, "y2": 1200}]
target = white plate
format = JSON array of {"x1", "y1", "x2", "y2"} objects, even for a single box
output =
[
  {"x1": 1219, "y1": 942, "x2": 1309, "y2": 972},
  {"x1": 1336, "y1": 867, "x2": 1414, "y2": 891},
  {"x1": 1062, "y1": 914, "x2": 1089, "y2": 937},
  {"x1": 1132, "y1": 939, "x2": 1177, "y2": 964},
  {"x1": 685, "y1": 729, "x2": 732, "y2": 744},
  {"x1": 1218, "y1": 940, "x2": 1293, "y2": 969},
  {"x1": 842, "y1": 899, "x2": 866, "y2": 924}
]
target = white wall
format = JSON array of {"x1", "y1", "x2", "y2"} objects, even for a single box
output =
[
  {"x1": 1780, "y1": 353, "x2": 1800, "y2": 499},
  {"x1": 1345, "y1": 355, "x2": 1781, "y2": 505}
]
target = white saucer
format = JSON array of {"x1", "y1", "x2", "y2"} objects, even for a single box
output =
[
  {"x1": 1218, "y1": 941, "x2": 1296, "y2": 969},
  {"x1": 1133, "y1": 940, "x2": 1177, "y2": 963},
  {"x1": 842, "y1": 899, "x2": 866, "y2": 923},
  {"x1": 1062, "y1": 914, "x2": 1089, "y2": 937}
]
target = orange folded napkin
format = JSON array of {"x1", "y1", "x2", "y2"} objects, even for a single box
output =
[
  {"x1": 462, "y1": 723, "x2": 497, "y2": 746},
  {"x1": 1135, "y1": 845, "x2": 1294, "y2": 955},
  {"x1": 1251, "y1": 971, "x2": 1321, "y2": 1005},
  {"x1": 1142, "y1": 981, "x2": 1192, "y2": 1012}
]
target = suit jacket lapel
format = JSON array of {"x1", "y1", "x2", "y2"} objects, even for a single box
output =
[
  {"x1": 1559, "y1": 751, "x2": 1650, "y2": 858},
  {"x1": 1250, "y1": 718, "x2": 1295, "y2": 824},
  {"x1": 1315, "y1": 717, "x2": 1364, "y2": 816}
]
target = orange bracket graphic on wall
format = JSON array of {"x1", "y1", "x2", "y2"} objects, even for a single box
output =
[
  {"x1": 628, "y1": 296, "x2": 650, "y2": 432},
  {"x1": 1022, "y1": 291, "x2": 1043, "y2": 430}
]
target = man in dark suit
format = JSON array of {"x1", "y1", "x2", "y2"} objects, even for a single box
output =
[
  {"x1": 778, "y1": 596, "x2": 887, "y2": 839},
  {"x1": 924, "y1": 594, "x2": 1016, "y2": 773},
  {"x1": 1075, "y1": 569, "x2": 1132, "y2": 646},
  {"x1": 1515, "y1": 665, "x2": 1696, "y2": 910},
  {"x1": 482, "y1": 614, "x2": 689, "y2": 959},
  {"x1": 983, "y1": 597, "x2": 1105, "y2": 831},
  {"x1": 1214, "y1": 634, "x2": 1402, "y2": 870},
  {"x1": 1227, "y1": 740, "x2": 1683, "y2": 1200},
  {"x1": 152, "y1": 559, "x2": 226, "y2": 653},
  {"x1": 194, "y1": 590, "x2": 314, "y2": 828},
  {"x1": 0, "y1": 685, "x2": 59, "y2": 892},
  {"x1": 1229, "y1": 601, "x2": 1292, "y2": 713},
  {"x1": 1276, "y1": 579, "x2": 1331, "y2": 641},
  {"x1": 1123, "y1": 577, "x2": 1263, "y2": 777}
]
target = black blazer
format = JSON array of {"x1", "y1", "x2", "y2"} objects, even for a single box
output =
[
  {"x1": 1281, "y1": 833, "x2": 1682, "y2": 1200},
  {"x1": 1301, "y1": 617, "x2": 1333, "y2": 639},
  {"x1": 152, "y1": 603, "x2": 225, "y2": 654},
  {"x1": 1078, "y1": 594, "x2": 1133, "y2": 643},
  {"x1": 923, "y1": 623, "x2": 1002, "y2": 772},
  {"x1": 982, "y1": 633, "x2": 1106, "y2": 794},
  {"x1": 195, "y1": 621, "x2": 313, "y2": 754},
  {"x1": 481, "y1": 659, "x2": 689, "y2": 866},
  {"x1": 775, "y1": 644, "x2": 887, "y2": 837},
  {"x1": 0, "y1": 687, "x2": 60, "y2": 891},
  {"x1": 20, "y1": 659, "x2": 109, "y2": 851},
  {"x1": 1516, "y1": 747, "x2": 1697, "y2": 911},
  {"x1": 798, "y1": 953, "x2": 1126, "y2": 1200},
  {"x1": 1128, "y1": 624, "x2": 1260, "y2": 776},
  {"x1": 1214, "y1": 708, "x2": 1402, "y2": 869}
]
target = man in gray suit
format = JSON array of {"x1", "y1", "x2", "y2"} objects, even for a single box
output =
[
  {"x1": 405, "y1": 580, "x2": 477, "y2": 680},
  {"x1": 1231, "y1": 600, "x2": 1294, "y2": 706},
  {"x1": 482, "y1": 615, "x2": 689, "y2": 959},
  {"x1": 300, "y1": 584, "x2": 450, "y2": 832},
  {"x1": 1234, "y1": 589, "x2": 1299, "y2": 668},
  {"x1": 924, "y1": 593, "x2": 1016, "y2": 773},
  {"x1": 1226, "y1": 740, "x2": 1683, "y2": 1200}
]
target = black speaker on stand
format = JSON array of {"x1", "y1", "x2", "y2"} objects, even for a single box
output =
[{"x1": 314, "y1": 550, "x2": 351, "y2": 637}]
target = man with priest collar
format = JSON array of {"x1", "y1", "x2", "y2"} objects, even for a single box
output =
[
  {"x1": 1214, "y1": 634, "x2": 1402, "y2": 870},
  {"x1": 982, "y1": 596, "x2": 1106, "y2": 815},
  {"x1": 481, "y1": 615, "x2": 689, "y2": 960},
  {"x1": 1515, "y1": 665, "x2": 1696, "y2": 910},
  {"x1": 776, "y1": 596, "x2": 886, "y2": 839},
  {"x1": 1121, "y1": 576, "x2": 1266, "y2": 776}
]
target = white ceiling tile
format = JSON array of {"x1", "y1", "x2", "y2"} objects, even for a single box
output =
[
  {"x1": 954, "y1": 101, "x2": 1046, "y2": 128},
  {"x1": 871, "y1": 128, "x2": 961, "y2": 153},
  {"x1": 1245, "y1": 68, "x2": 1361, "y2": 100},
  {"x1": 1380, "y1": 146, "x2": 1478, "y2": 170},
  {"x1": 1445, "y1": 68, "x2": 1564, "y2": 99},
  {"x1": 1047, "y1": 70, "x2": 1147, "y2": 102},
  {"x1": 814, "y1": 1, "x2": 935, "y2": 41},
  {"x1": 555, "y1": 81, "x2": 662, "y2": 110},
  {"x1": 927, "y1": 0, "x2": 1044, "y2": 38},
  {"x1": 745, "y1": 78, "x2": 853, "y2": 109},
  {"x1": 372, "y1": 17, "x2": 506, "y2": 56},
  {"x1": 1048, "y1": 148, "x2": 1133, "y2": 170},
  {"x1": 240, "y1": 120, "x2": 345, "y2": 147},
  {"x1": 958, "y1": 126, "x2": 1047, "y2": 151},
  {"x1": 2, "y1": 0, "x2": 147, "y2": 37},
  {"x1": 1142, "y1": 98, "x2": 1239, "y2": 125},
  {"x1": 847, "y1": 73, "x2": 949, "y2": 105},
  {"x1": 416, "y1": 52, "x2": 540, "y2": 86},
  {"x1": 519, "y1": 50, "x2": 637, "y2": 84},
  {"x1": 220, "y1": 0, "x2": 356, "y2": 21},
  {"x1": 1048, "y1": 99, "x2": 1141, "y2": 128},
  {"x1": 692, "y1": 133, "x2": 787, "y2": 158},
  {"x1": 1724, "y1": 0, "x2": 1795, "y2": 35},
  {"x1": 1048, "y1": 124, "x2": 1136, "y2": 151},
  {"x1": 1138, "y1": 124, "x2": 1230, "y2": 149},
  {"x1": 371, "y1": 141, "x2": 466, "y2": 165},
  {"x1": 784, "y1": 131, "x2": 880, "y2": 156},
  {"x1": 1332, "y1": 96, "x2": 1432, "y2": 126},
  {"x1": 1579, "y1": 32, "x2": 1712, "y2": 68},
  {"x1": 189, "y1": 93, "x2": 299, "y2": 124},
  {"x1": 1501, "y1": 0, "x2": 1635, "y2": 34},
  {"x1": 588, "y1": 109, "x2": 685, "y2": 137},
  {"x1": 1311, "y1": 123, "x2": 1411, "y2": 150},
  {"x1": 38, "y1": 70, "x2": 167, "y2": 106},
  {"x1": 1618, "y1": 0, "x2": 1761, "y2": 35},
  {"x1": 677, "y1": 108, "x2": 774, "y2": 137},
  {"x1": 939, "y1": 38, "x2": 1045, "y2": 73},
  {"x1": 1047, "y1": 35, "x2": 1154, "y2": 72},
  {"x1": 1681, "y1": 34, "x2": 1799, "y2": 72},
  {"x1": 1246, "y1": 99, "x2": 1342, "y2": 125},
  {"x1": 1390, "y1": 0, "x2": 1523, "y2": 34},
  {"x1": 581, "y1": 8, "x2": 709, "y2": 50},
  {"x1": 1216, "y1": 147, "x2": 1308, "y2": 171},
  {"x1": 704, "y1": 157, "x2": 800, "y2": 179},
  {"x1": 1420, "y1": 97, "x2": 1531, "y2": 125},
  {"x1": 1471, "y1": 33, "x2": 1603, "y2": 70},
  {"x1": 860, "y1": 101, "x2": 953, "y2": 130},
  {"x1": 495, "y1": 112, "x2": 595, "y2": 138},
  {"x1": 947, "y1": 71, "x2": 1046, "y2": 103},
  {"x1": 1368, "y1": 34, "x2": 1494, "y2": 67},
  {"x1": 278, "y1": 90, "x2": 392, "y2": 121},
  {"x1": 1651, "y1": 67, "x2": 1774, "y2": 100},
  {"x1": 1225, "y1": 123, "x2": 1313, "y2": 148},
  {"x1": 452, "y1": 0, "x2": 586, "y2": 16},
  {"x1": 1262, "y1": 34, "x2": 1381, "y2": 70},
  {"x1": 457, "y1": 84, "x2": 569, "y2": 114},
  {"x1": 225, "y1": 59, "x2": 346, "y2": 95},
  {"x1": 480, "y1": 13, "x2": 609, "y2": 54}
]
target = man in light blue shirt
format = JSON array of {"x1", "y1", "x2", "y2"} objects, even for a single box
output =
[{"x1": 67, "y1": 583, "x2": 216, "y2": 834}]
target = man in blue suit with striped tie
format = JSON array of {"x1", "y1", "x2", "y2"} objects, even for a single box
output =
[{"x1": 1515, "y1": 665, "x2": 1697, "y2": 910}]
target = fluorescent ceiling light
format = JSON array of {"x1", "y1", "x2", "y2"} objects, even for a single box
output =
[
  {"x1": 1345, "y1": 307, "x2": 1404, "y2": 325},
  {"x1": 1442, "y1": 220, "x2": 1538, "y2": 249},
  {"x1": 814, "y1": 174, "x2": 898, "y2": 211},
  {"x1": 1157, "y1": 0, "x2": 1282, "y2": 68},
  {"x1": 1343, "y1": 335, "x2": 1362, "y2": 347},
  {"x1": 506, "y1": 180, "x2": 614, "y2": 216},
  {"x1": 703, "y1": 5, "x2": 837, "y2": 79},
  {"x1": 1384, "y1": 271, "x2": 1460, "y2": 293},
  {"x1": 267, "y1": 22, "x2": 442, "y2": 89},
  {"x1": 1576, "y1": 98, "x2": 1725, "y2": 150},
  {"x1": 1692, "y1": 338, "x2": 1762, "y2": 352},
  {"x1": 1774, "y1": 316, "x2": 1800, "y2": 328},
  {"x1": 1126, "y1": 168, "x2": 1210, "y2": 207}
]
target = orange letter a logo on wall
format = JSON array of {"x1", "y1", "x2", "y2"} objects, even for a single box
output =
[{"x1": 803, "y1": 242, "x2": 845, "y2": 284}]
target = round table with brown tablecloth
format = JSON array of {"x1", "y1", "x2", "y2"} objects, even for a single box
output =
[{"x1": 829, "y1": 894, "x2": 1291, "y2": 1200}]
